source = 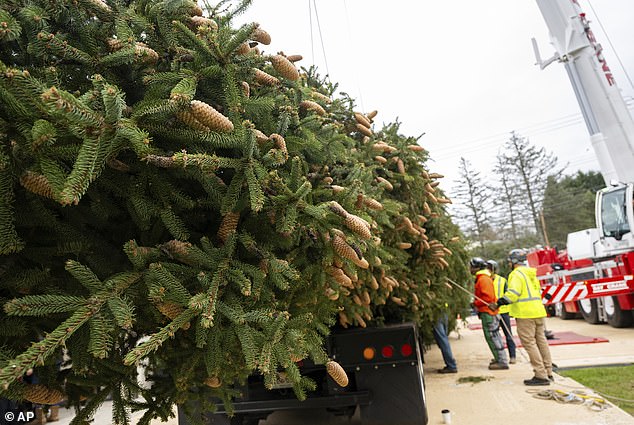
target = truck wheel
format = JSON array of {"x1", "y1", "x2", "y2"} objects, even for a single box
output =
[
  {"x1": 555, "y1": 303, "x2": 576, "y2": 320},
  {"x1": 579, "y1": 299, "x2": 600, "y2": 324},
  {"x1": 604, "y1": 296, "x2": 634, "y2": 328}
]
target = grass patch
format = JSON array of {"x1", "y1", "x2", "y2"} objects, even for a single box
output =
[
  {"x1": 559, "y1": 365, "x2": 634, "y2": 416},
  {"x1": 457, "y1": 375, "x2": 493, "y2": 384}
]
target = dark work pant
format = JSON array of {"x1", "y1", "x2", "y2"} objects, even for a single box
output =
[{"x1": 500, "y1": 312, "x2": 516, "y2": 359}]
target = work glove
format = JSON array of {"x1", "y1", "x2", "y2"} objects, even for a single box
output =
[
  {"x1": 488, "y1": 302, "x2": 499, "y2": 312},
  {"x1": 496, "y1": 297, "x2": 510, "y2": 306}
]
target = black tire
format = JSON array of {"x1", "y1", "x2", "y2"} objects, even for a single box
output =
[
  {"x1": 579, "y1": 299, "x2": 601, "y2": 324},
  {"x1": 555, "y1": 303, "x2": 577, "y2": 320},
  {"x1": 604, "y1": 296, "x2": 634, "y2": 328}
]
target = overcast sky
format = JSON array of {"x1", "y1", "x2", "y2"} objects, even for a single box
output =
[{"x1": 233, "y1": 1, "x2": 634, "y2": 198}]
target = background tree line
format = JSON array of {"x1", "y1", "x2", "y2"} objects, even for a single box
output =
[{"x1": 451, "y1": 131, "x2": 604, "y2": 271}]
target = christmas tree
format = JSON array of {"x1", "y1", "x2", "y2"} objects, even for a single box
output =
[{"x1": 0, "y1": 0, "x2": 470, "y2": 422}]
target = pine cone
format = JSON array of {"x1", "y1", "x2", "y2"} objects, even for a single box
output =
[
  {"x1": 253, "y1": 69, "x2": 280, "y2": 86},
  {"x1": 397, "y1": 242, "x2": 412, "y2": 249},
  {"x1": 134, "y1": 43, "x2": 159, "y2": 63},
  {"x1": 311, "y1": 91, "x2": 332, "y2": 104},
  {"x1": 253, "y1": 128, "x2": 268, "y2": 143},
  {"x1": 162, "y1": 240, "x2": 193, "y2": 257},
  {"x1": 423, "y1": 202, "x2": 432, "y2": 215},
  {"x1": 353, "y1": 312, "x2": 367, "y2": 328},
  {"x1": 343, "y1": 214, "x2": 371, "y2": 239},
  {"x1": 176, "y1": 110, "x2": 210, "y2": 131},
  {"x1": 237, "y1": 43, "x2": 250, "y2": 55},
  {"x1": 86, "y1": 0, "x2": 111, "y2": 12},
  {"x1": 191, "y1": 16, "x2": 218, "y2": 30},
  {"x1": 286, "y1": 54, "x2": 303, "y2": 62},
  {"x1": 252, "y1": 27, "x2": 271, "y2": 45},
  {"x1": 391, "y1": 296, "x2": 406, "y2": 306},
  {"x1": 437, "y1": 197, "x2": 452, "y2": 204},
  {"x1": 370, "y1": 275, "x2": 379, "y2": 290},
  {"x1": 269, "y1": 133, "x2": 287, "y2": 154},
  {"x1": 429, "y1": 173, "x2": 444, "y2": 179},
  {"x1": 190, "y1": 101, "x2": 234, "y2": 132},
  {"x1": 354, "y1": 112, "x2": 371, "y2": 128},
  {"x1": 363, "y1": 198, "x2": 383, "y2": 210},
  {"x1": 156, "y1": 302, "x2": 183, "y2": 319},
  {"x1": 240, "y1": 81, "x2": 250, "y2": 98},
  {"x1": 376, "y1": 177, "x2": 393, "y2": 191},
  {"x1": 374, "y1": 155, "x2": 387, "y2": 164},
  {"x1": 107, "y1": 38, "x2": 124, "y2": 51},
  {"x1": 408, "y1": 144, "x2": 425, "y2": 152},
  {"x1": 396, "y1": 158, "x2": 406, "y2": 174},
  {"x1": 204, "y1": 377, "x2": 222, "y2": 388},
  {"x1": 328, "y1": 267, "x2": 353, "y2": 288},
  {"x1": 271, "y1": 55, "x2": 299, "y2": 81},
  {"x1": 218, "y1": 212, "x2": 240, "y2": 243},
  {"x1": 326, "y1": 361, "x2": 349, "y2": 387},
  {"x1": 23, "y1": 385, "x2": 65, "y2": 405},
  {"x1": 300, "y1": 100, "x2": 326, "y2": 116},
  {"x1": 190, "y1": 4, "x2": 203, "y2": 15},
  {"x1": 20, "y1": 172, "x2": 55, "y2": 199},
  {"x1": 328, "y1": 201, "x2": 348, "y2": 217},
  {"x1": 356, "y1": 123, "x2": 372, "y2": 137},
  {"x1": 366, "y1": 110, "x2": 378, "y2": 120},
  {"x1": 332, "y1": 234, "x2": 358, "y2": 261}
]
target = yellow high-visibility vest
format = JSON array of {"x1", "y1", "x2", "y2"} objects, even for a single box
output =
[
  {"x1": 493, "y1": 274, "x2": 510, "y2": 314},
  {"x1": 504, "y1": 266, "x2": 547, "y2": 319}
]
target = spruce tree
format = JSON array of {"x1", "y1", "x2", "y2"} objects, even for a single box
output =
[{"x1": 0, "y1": 1, "x2": 469, "y2": 422}]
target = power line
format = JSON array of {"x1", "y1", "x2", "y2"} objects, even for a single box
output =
[
  {"x1": 429, "y1": 101, "x2": 634, "y2": 159},
  {"x1": 312, "y1": 0, "x2": 330, "y2": 77},
  {"x1": 586, "y1": 0, "x2": 634, "y2": 91}
]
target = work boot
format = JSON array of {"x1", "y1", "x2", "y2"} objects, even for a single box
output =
[
  {"x1": 509, "y1": 357, "x2": 517, "y2": 364},
  {"x1": 488, "y1": 362, "x2": 509, "y2": 370},
  {"x1": 47, "y1": 406, "x2": 60, "y2": 422},
  {"x1": 438, "y1": 366, "x2": 458, "y2": 374},
  {"x1": 524, "y1": 376, "x2": 550, "y2": 386}
]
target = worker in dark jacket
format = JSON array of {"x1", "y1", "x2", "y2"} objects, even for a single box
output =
[{"x1": 470, "y1": 257, "x2": 509, "y2": 370}]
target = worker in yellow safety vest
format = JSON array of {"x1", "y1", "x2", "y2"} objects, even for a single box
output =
[
  {"x1": 486, "y1": 260, "x2": 516, "y2": 364},
  {"x1": 489, "y1": 249, "x2": 554, "y2": 386}
]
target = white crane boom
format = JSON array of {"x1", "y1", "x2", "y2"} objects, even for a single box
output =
[{"x1": 535, "y1": 0, "x2": 634, "y2": 185}]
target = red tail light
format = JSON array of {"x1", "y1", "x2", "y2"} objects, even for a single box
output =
[
  {"x1": 381, "y1": 345, "x2": 394, "y2": 358},
  {"x1": 401, "y1": 343, "x2": 413, "y2": 357}
]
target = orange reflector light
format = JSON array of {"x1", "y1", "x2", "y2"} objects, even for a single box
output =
[{"x1": 363, "y1": 347, "x2": 376, "y2": 360}]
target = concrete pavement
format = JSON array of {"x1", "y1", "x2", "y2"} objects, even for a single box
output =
[{"x1": 423, "y1": 315, "x2": 634, "y2": 425}]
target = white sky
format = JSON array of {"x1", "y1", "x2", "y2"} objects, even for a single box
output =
[{"x1": 233, "y1": 1, "x2": 634, "y2": 197}]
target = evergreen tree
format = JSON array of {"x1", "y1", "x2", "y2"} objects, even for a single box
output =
[
  {"x1": 0, "y1": 0, "x2": 469, "y2": 422},
  {"x1": 452, "y1": 157, "x2": 491, "y2": 252},
  {"x1": 491, "y1": 152, "x2": 521, "y2": 242},
  {"x1": 542, "y1": 171, "x2": 604, "y2": 247},
  {"x1": 500, "y1": 132, "x2": 563, "y2": 243}
]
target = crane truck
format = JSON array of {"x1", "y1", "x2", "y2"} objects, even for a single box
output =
[{"x1": 530, "y1": 0, "x2": 634, "y2": 328}]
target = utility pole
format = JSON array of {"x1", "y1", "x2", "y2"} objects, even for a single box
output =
[{"x1": 539, "y1": 209, "x2": 550, "y2": 247}]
